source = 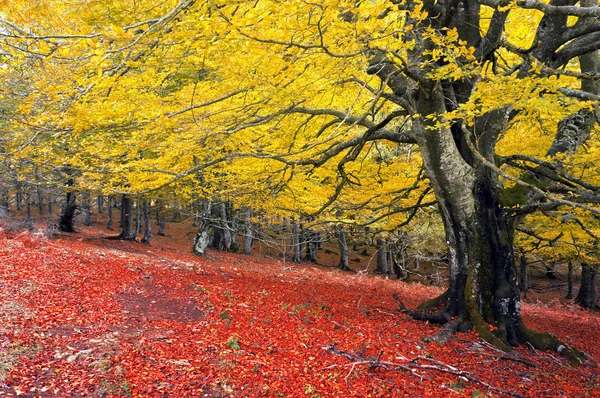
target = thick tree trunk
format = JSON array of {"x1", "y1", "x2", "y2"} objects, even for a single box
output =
[
  {"x1": 119, "y1": 196, "x2": 136, "y2": 241},
  {"x1": 140, "y1": 200, "x2": 151, "y2": 244},
  {"x1": 59, "y1": 190, "x2": 77, "y2": 232},
  {"x1": 576, "y1": 262, "x2": 597, "y2": 309}
]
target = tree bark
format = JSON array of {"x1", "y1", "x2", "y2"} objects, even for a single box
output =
[
  {"x1": 243, "y1": 207, "x2": 253, "y2": 255},
  {"x1": 292, "y1": 219, "x2": 301, "y2": 263},
  {"x1": 193, "y1": 202, "x2": 212, "y2": 255},
  {"x1": 82, "y1": 192, "x2": 92, "y2": 226},
  {"x1": 97, "y1": 195, "x2": 104, "y2": 214},
  {"x1": 567, "y1": 261, "x2": 574, "y2": 300},
  {"x1": 337, "y1": 227, "x2": 350, "y2": 271},
  {"x1": 576, "y1": 262, "x2": 597, "y2": 309},
  {"x1": 59, "y1": 190, "x2": 77, "y2": 232},
  {"x1": 119, "y1": 195, "x2": 136, "y2": 241},
  {"x1": 0, "y1": 188, "x2": 9, "y2": 219},
  {"x1": 140, "y1": 200, "x2": 152, "y2": 244},
  {"x1": 519, "y1": 255, "x2": 528, "y2": 294},
  {"x1": 107, "y1": 196, "x2": 114, "y2": 230},
  {"x1": 135, "y1": 200, "x2": 142, "y2": 238},
  {"x1": 376, "y1": 237, "x2": 389, "y2": 276},
  {"x1": 25, "y1": 191, "x2": 31, "y2": 225}
]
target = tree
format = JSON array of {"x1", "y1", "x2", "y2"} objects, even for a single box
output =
[{"x1": 2, "y1": 0, "x2": 599, "y2": 362}]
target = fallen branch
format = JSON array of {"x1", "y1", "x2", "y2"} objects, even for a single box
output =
[{"x1": 322, "y1": 344, "x2": 526, "y2": 398}]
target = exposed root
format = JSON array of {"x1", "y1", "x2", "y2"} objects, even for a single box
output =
[
  {"x1": 423, "y1": 317, "x2": 464, "y2": 345},
  {"x1": 416, "y1": 290, "x2": 449, "y2": 310},
  {"x1": 519, "y1": 323, "x2": 585, "y2": 367}
]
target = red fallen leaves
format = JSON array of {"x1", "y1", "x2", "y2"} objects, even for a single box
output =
[{"x1": 0, "y1": 228, "x2": 599, "y2": 397}]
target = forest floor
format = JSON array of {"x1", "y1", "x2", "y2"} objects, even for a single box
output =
[{"x1": 1, "y1": 219, "x2": 600, "y2": 397}]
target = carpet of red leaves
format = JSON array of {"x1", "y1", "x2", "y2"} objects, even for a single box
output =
[{"x1": 1, "y1": 226, "x2": 599, "y2": 397}]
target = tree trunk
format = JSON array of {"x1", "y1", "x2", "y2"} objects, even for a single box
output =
[
  {"x1": 97, "y1": 195, "x2": 104, "y2": 214},
  {"x1": 292, "y1": 220, "x2": 301, "y2": 263},
  {"x1": 47, "y1": 194, "x2": 52, "y2": 217},
  {"x1": 82, "y1": 192, "x2": 92, "y2": 226},
  {"x1": 243, "y1": 207, "x2": 253, "y2": 255},
  {"x1": 567, "y1": 261, "x2": 574, "y2": 300},
  {"x1": 140, "y1": 200, "x2": 152, "y2": 244},
  {"x1": 107, "y1": 196, "x2": 114, "y2": 230},
  {"x1": 59, "y1": 190, "x2": 77, "y2": 232},
  {"x1": 304, "y1": 229, "x2": 317, "y2": 263},
  {"x1": 193, "y1": 202, "x2": 212, "y2": 256},
  {"x1": 119, "y1": 195, "x2": 136, "y2": 241},
  {"x1": 575, "y1": 262, "x2": 597, "y2": 309},
  {"x1": 25, "y1": 191, "x2": 31, "y2": 225},
  {"x1": 156, "y1": 200, "x2": 166, "y2": 236},
  {"x1": 0, "y1": 188, "x2": 9, "y2": 219},
  {"x1": 36, "y1": 185, "x2": 43, "y2": 216},
  {"x1": 376, "y1": 237, "x2": 388, "y2": 275},
  {"x1": 135, "y1": 200, "x2": 142, "y2": 238},
  {"x1": 519, "y1": 255, "x2": 528, "y2": 294},
  {"x1": 337, "y1": 227, "x2": 350, "y2": 271},
  {"x1": 15, "y1": 188, "x2": 21, "y2": 210}
]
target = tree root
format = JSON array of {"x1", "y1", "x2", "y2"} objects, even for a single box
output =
[
  {"x1": 423, "y1": 317, "x2": 464, "y2": 344},
  {"x1": 322, "y1": 343, "x2": 525, "y2": 398},
  {"x1": 519, "y1": 323, "x2": 585, "y2": 366}
]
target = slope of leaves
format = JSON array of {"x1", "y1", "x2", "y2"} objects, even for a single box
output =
[{"x1": 0, "y1": 227, "x2": 599, "y2": 397}]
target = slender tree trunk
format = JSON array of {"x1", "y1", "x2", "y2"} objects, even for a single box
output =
[
  {"x1": 25, "y1": 191, "x2": 31, "y2": 225},
  {"x1": 376, "y1": 237, "x2": 389, "y2": 275},
  {"x1": 519, "y1": 255, "x2": 528, "y2": 294},
  {"x1": 36, "y1": 185, "x2": 43, "y2": 216},
  {"x1": 15, "y1": 188, "x2": 21, "y2": 211},
  {"x1": 119, "y1": 195, "x2": 136, "y2": 241},
  {"x1": 140, "y1": 200, "x2": 152, "y2": 244},
  {"x1": 155, "y1": 200, "x2": 166, "y2": 236},
  {"x1": 567, "y1": 261, "x2": 574, "y2": 300},
  {"x1": 337, "y1": 227, "x2": 349, "y2": 271},
  {"x1": 97, "y1": 196, "x2": 104, "y2": 214},
  {"x1": 292, "y1": 220, "x2": 301, "y2": 263},
  {"x1": 576, "y1": 262, "x2": 597, "y2": 309},
  {"x1": 243, "y1": 207, "x2": 253, "y2": 255},
  {"x1": 220, "y1": 202, "x2": 232, "y2": 250},
  {"x1": 82, "y1": 192, "x2": 92, "y2": 226},
  {"x1": 47, "y1": 194, "x2": 52, "y2": 217},
  {"x1": 135, "y1": 200, "x2": 142, "y2": 238},
  {"x1": 0, "y1": 189, "x2": 8, "y2": 219},
  {"x1": 107, "y1": 196, "x2": 113, "y2": 230}
]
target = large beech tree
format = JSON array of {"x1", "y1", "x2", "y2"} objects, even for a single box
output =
[{"x1": 2, "y1": 0, "x2": 600, "y2": 361}]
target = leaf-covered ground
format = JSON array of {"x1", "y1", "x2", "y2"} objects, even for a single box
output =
[{"x1": 1, "y1": 227, "x2": 599, "y2": 397}]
